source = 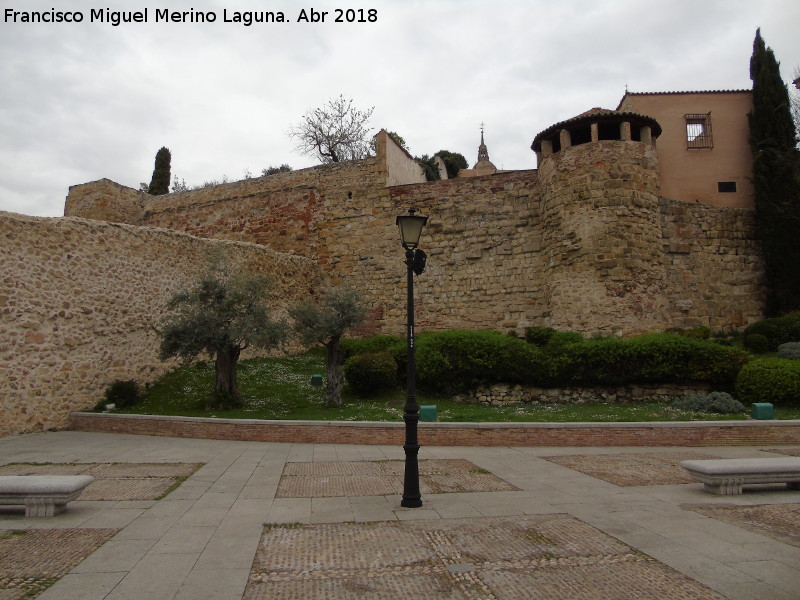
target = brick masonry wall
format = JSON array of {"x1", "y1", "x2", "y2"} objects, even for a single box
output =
[
  {"x1": 69, "y1": 412, "x2": 800, "y2": 447},
  {"x1": 0, "y1": 212, "x2": 322, "y2": 436}
]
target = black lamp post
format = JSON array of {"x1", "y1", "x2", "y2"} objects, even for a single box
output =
[{"x1": 396, "y1": 207, "x2": 428, "y2": 508}]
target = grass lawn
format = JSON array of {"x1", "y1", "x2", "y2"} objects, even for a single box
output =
[{"x1": 108, "y1": 350, "x2": 800, "y2": 422}]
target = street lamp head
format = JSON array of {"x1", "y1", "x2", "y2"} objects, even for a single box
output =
[{"x1": 396, "y1": 208, "x2": 428, "y2": 250}]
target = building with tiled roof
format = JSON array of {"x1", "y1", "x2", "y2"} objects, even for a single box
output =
[{"x1": 618, "y1": 90, "x2": 753, "y2": 208}]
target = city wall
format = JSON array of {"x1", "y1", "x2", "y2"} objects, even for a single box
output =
[
  {"x1": 64, "y1": 132, "x2": 765, "y2": 338},
  {"x1": 0, "y1": 212, "x2": 322, "y2": 436},
  {"x1": 2, "y1": 132, "x2": 766, "y2": 436}
]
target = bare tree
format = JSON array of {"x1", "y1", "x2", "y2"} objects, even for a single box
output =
[{"x1": 288, "y1": 95, "x2": 374, "y2": 163}]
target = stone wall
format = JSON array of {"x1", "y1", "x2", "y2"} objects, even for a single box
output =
[
  {"x1": 0, "y1": 212, "x2": 322, "y2": 436},
  {"x1": 539, "y1": 141, "x2": 669, "y2": 335},
  {"x1": 63, "y1": 135, "x2": 766, "y2": 338},
  {"x1": 453, "y1": 383, "x2": 712, "y2": 406},
  {"x1": 387, "y1": 171, "x2": 544, "y2": 332},
  {"x1": 660, "y1": 198, "x2": 764, "y2": 330}
]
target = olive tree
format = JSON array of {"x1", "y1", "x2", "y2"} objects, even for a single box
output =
[
  {"x1": 288, "y1": 95, "x2": 374, "y2": 163},
  {"x1": 158, "y1": 260, "x2": 287, "y2": 410},
  {"x1": 289, "y1": 286, "x2": 367, "y2": 408}
]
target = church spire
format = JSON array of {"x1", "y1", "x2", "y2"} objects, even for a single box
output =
[{"x1": 473, "y1": 123, "x2": 497, "y2": 171}]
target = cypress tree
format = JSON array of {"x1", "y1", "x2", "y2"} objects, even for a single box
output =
[
  {"x1": 749, "y1": 29, "x2": 800, "y2": 315},
  {"x1": 147, "y1": 147, "x2": 172, "y2": 195}
]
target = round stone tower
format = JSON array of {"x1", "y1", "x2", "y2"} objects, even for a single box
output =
[{"x1": 532, "y1": 108, "x2": 669, "y2": 335}]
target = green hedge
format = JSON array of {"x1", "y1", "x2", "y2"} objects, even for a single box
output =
[
  {"x1": 345, "y1": 330, "x2": 749, "y2": 395},
  {"x1": 554, "y1": 334, "x2": 748, "y2": 386},
  {"x1": 415, "y1": 330, "x2": 546, "y2": 393},
  {"x1": 341, "y1": 335, "x2": 403, "y2": 361},
  {"x1": 343, "y1": 351, "x2": 398, "y2": 396},
  {"x1": 736, "y1": 357, "x2": 800, "y2": 407},
  {"x1": 743, "y1": 312, "x2": 800, "y2": 351}
]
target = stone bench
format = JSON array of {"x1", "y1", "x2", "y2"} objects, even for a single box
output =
[
  {"x1": 0, "y1": 475, "x2": 94, "y2": 517},
  {"x1": 680, "y1": 457, "x2": 800, "y2": 495}
]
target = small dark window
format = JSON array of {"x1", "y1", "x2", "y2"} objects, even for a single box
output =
[{"x1": 718, "y1": 181, "x2": 737, "y2": 193}]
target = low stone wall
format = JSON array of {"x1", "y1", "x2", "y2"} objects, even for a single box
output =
[
  {"x1": 68, "y1": 412, "x2": 800, "y2": 447},
  {"x1": 454, "y1": 383, "x2": 712, "y2": 406},
  {"x1": 0, "y1": 212, "x2": 322, "y2": 437}
]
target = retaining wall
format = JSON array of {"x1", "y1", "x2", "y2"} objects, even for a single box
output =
[
  {"x1": 69, "y1": 413, "x2": 800, "y2": 447},
  {"x1": 0, "y1": 212, "x2": 322, "y2": 436}
]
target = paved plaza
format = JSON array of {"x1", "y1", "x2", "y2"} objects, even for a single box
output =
[{"x1": 0, "y1": 431, "x2": 798, "y2": 599}]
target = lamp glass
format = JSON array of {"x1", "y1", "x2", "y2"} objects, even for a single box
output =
[{"x1": 396, "y1": 213, "x2": 428, "y2": 249}]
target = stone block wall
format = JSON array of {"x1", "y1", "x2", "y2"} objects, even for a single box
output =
[
  {"x1": 0, "y1": 212, "x2": 322, "y2": 436},
  {"x1": 62, "y1": 135, "x2": 766, "y2": 339},
  {"x1": 660, "y1": 198, "x2": 765, "y2": 330},
  {"x1": 538, "y1": 141, "x2": 669, "y2": 335},
  {"x1": 387, "y1": 171, "x2": 544, "y2": 332}
]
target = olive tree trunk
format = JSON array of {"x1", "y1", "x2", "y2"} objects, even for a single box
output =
[
  {"x1": 211, "y1": 346, "x2": 242, "y2": 410},
  {"x1": 324, "y1": 337, "x2": 344, "y2": 408}
]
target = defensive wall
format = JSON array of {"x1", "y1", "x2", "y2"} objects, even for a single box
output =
[
  {"x1": 0, "y1": 212, "x2": 321, "y2": 436},
  {"x1": 1, "y1": 128, "x2": 766, "y2": 436},
  {"x1": 64, "y1": 130, "x2": 766, "y2": 337}
]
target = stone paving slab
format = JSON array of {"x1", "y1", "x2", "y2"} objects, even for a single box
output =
[
  {"x1": 0, "y1": 463, "x2": 202, "y2": 502},
  {"x1": 686, "y1": 504, "x2": 800, "y2": 548},
  {"x1": 541, "y1": 451, "x2": 721, "y2": 486},
  {"x1": 277, "y1": 460, "x2": 519, "y2": 498},
  {"x1": 765, "y1": 448, "x2": 800, "y2": 457},
  {"x1": 245, "y1": 515, "x2": 728, "y2": 599},
  {"x1": 0, "y1": 528, "x2": 118, "y2": 598}
]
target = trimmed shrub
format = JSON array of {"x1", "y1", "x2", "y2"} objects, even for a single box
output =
[
  {"x1": 525, "y1": 327, "x2": 557, "y2": 347},
  {"x1": 671, "y1": 392, "x2": 745, "y2": 414},
  {"x1": 736, "y1": 357, "x2": 800, "y2": 407},
  {"x1": 343, "y1": 351, "x2": 398, "y2": 396},
  {"x1": 743, "y1": 312, "x2": 800, "y2": 351},
  {"x1": 415, "y1": 330, "x2": 548, "y2": 393},
  {"x1": 745, "y1": 333, "x2": 770, "y2": 353},
  {"x1": 666, "y1": 326, "x2": 711, "y2": 340},
  {"x1": 777, "y1": 342, "x2": 800, "y2": 360},
  {"x1": 557, "y1": 334, "x2": 748, "y2": 387},
  {"x1": 545, "y1": 331, "x2": 584, "y2": 350},
  {"x1": 103, "y1": 379, "x2": 140, "y2": 409},
  {"x1": 346, "y1": 330, "x2": 748, "y2": 394},
  {"x1": 341, "y1": 335, "x2": 403, "y2": 361}
]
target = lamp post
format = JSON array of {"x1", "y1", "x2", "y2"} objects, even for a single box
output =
[{"x1": 396, "y1": 207, "x2": 428, "y2": 508}]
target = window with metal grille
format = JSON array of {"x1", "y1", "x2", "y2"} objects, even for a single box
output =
[
  {"x1": 718, "y1": 181, "x2": 737, "y2": 193},
  {"x1": 685, "y1": 113, "x2": 713, "y2": 148}
]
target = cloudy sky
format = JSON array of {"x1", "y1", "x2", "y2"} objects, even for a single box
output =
[{"x1": 1, "y1": 0, "x2": 798, "y2": 217}]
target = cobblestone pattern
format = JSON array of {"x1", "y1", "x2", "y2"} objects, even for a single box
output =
[
  {"x1": 277, "y1": 460, "x2": 518, "y2": 498},
  {"x1": 542, "y1": 451, "x2": 720, "y2": 486},
  {"x1": 687, "y1": 504, "x2": 800, "y2": 547},
  {"x1": 0, "y1": 528, "x2": 117, "y2": 598},
  {"x1": 245, "y1": 515, "x2": 727, "y2": 599},
  {"x1": 0, "y1": 463, "x2": 202, "y2": 501}
]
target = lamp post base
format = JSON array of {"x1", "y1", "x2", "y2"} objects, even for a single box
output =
[{"x1": 401, "y1": 497, "x2": 423, "y2": 508}]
